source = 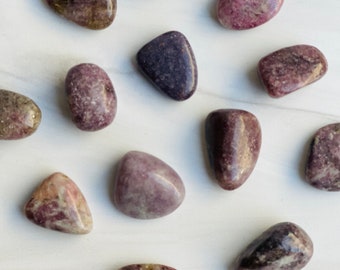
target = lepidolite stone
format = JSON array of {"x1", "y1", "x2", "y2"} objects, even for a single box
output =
[
  {"x1": 258, "y1": 45, "x2": 328, "y2": 98},
  {"x1": 305, "y1": 123, "x2": 340, "y2": 191},
  {"x1": 0, "y1": 89, "x2": 41, "y2": 140},
  {"x1": 234, "y1": 222, "x2": 313, "y2": 270},
  {"x1": 46, "y1": 0, "x2": 117, "y2": 30},
  {"x1": 205, "y1": 109, "x2": 261, "y2": 190},
  {"x1": 113, "y1": 151, "x2": 185, "y2": 219},
  {"x1": 216, "y1": 0, "x2": 284, "y2": 30},
  {"x1": 25, "y1": 172, "x2": 93, "y2": 234},
  {"x1": 137, "y1": 31, "x2": 198, "y2": 101},
  {"x1": 119, "y1": 264, "x2": 176, "y2": 270},
  {"x1": 65, "y1": 63, "x2": 117, "y2": 131}
]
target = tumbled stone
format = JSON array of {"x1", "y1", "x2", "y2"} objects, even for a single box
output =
[
  {"x1": 113, "y1": 151, "x2": 185, "y2": 219},
  {"x1": 205, "y1": 109, "x2": 261, "y2": 190},
  {"x1": 119, "y1": 264, "x2": 176, "y2": 270},
  {"x1": 0, "y1": 89, "x2": 41, "y2": 140},
  {"x1": 65, "y1": 63, "x2": 117, "y2": 131},
  {"x1": 305, "y1": 123, "x2": 340, "y2": 191},
  {"x1": 25, "y1": 172, "x2": 93, "y2": 234},
  {"x1": 216, "y1": 0, "x2": 284, "y2": 30},
  {"x1": 46, "y1": 0, "x2": 117, "y2": 30},
  {"x1": 258, "y1": 45, "x2": 328, "y2": 98},
  {"x1": 137, "y1": 31, "x2": 198, "y2": 101},
  {"x1": 234, "y1": 222, "x2": 313, "y2": 270}
]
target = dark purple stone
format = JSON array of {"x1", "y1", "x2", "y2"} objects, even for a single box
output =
[
  {"x1": 137, "y1": 31, "x2": 198, "y2": 101},
  {"x1": 119, "y1": 264, "x2": 176, "y2": 270},
  {"x1": 234, "y1": 222, "x2": 313, "y2": 270},
  {"x1": 305, "y1": 123, "x2": 340, "y2": 191},
  {"x1": 205, "y1": 109, "x2": 261, "y2": 190}
]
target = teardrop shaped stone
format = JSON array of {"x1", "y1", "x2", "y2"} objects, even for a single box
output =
[
  {"x1": 137, "y1": 31, "x2": 198, "y2": 101},
  {"x1": 305, "y1": 123, "x2": 340, "y2": 191},
  {"x1": 258, "y1": 44, "x2": 328, "y2": 97},
  {"x1": 234, "y1": 222, "x2": 313, "y2": 270},
  {"x1": 25, "y1": 172, "x2": 93, "y2": 234},
  {"x1": 0, "y1": 89, "x2": 41, "y2": 140},
  {"x1": 46, "y1": 0, "x2": 117, "y2": 30},
  {"x1": 205, "y1": 109, "x2": 261, "y2": 190},
  {"x1": 216, "y1": 0, "x2": 284, "y2": 30},
  {"x1": 65, "y1": 63, "x2": 117, "y2": 131},
  {"x1": 119, "y1": 264, "x2": 176, "y2": 270},
  {"x1": 113, "y1": 151, "x2": 185, "y2": 219}
]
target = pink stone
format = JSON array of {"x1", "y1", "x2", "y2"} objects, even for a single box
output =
[{"x1": 25, "y1": 172, "x2": 93, "y2": 234}]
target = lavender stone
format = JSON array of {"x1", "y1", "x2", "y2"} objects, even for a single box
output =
[
  {"x1": 119, "y1": 264, "x2": 176, "y2": 270},
  {"x1": 234, "y1": 222, "x2": 313, "y2": 270},
  {"x1": 113, "y1": 151, "x2": 185, "y2": 219},
  {"x1": 205, "y1": 109, "x2": 261, "y2": 190},
  {"x1": 217, "y1": 0, "x2": 284, "y2": 30},
  {"x1": 65, "y1": 63, "x2": 117, "y2": 131},
  {"x1": 305, "y1": 123, "x2": 340, "y2": 191},
  {"x1": 137, "y1": 31, "x2": 197, "y2": 101},
  {"x1": 258, "y1": 45, "x2": 328, "y2": 98}
]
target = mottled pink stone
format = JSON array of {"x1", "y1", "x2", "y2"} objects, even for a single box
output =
[
  {"x1": 258, "y1": 45, "x2": 328, "y2": 98},
  {"x1": 113, "y1": 151, "x2": 185, "y2": 219},
  {"x1": 25, "y1": 172, "x2": 93, "y2": 234},
  {"x1": 119, "y1": 264, "x2": 176, "y2": 270},
  {"x1": 216, "y1": 0, "x2": 284, "y2": 30}
]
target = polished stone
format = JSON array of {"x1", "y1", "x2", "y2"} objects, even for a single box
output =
[{"x1": 119, "y1": 264, "x2": 176, "y2": 270}]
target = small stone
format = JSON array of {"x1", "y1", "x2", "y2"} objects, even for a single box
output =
[
  {"x1": 65, "y1": 63, "x2": 117, "y2": 131},
  {"x1": 258, "y1": 45, "x2": 328, "y2": 98},
  {"x1": 25, "y1": 172, "x2": 93, "y2": 234},
  {"x1": 113, "y1": 151, "x2": 185, "y2": 219},
  {"x1": 234, "y1": 222, "x2": 313, "y2": 270},
  {"x1": 119, "y1": 264, "x2": 176, "y2": 270},
  {"x1": 45, "y1": 0, "x2": 117, "y2": 30},
  {"x1": 137, "y1": 31, "x2": 198, "y2": 101},
  {"x1": 305, "y1": 123, "x2": 340, "y2": 191},
  {"x1": 216, "y1": 0, "x2": 284, "y2": 30},
  {"x1": 205, "y1": 109, "x2": 261, "y2": 190},
  {"x1": 0, "y1": 89, "x2": 41, "y2": 140}
]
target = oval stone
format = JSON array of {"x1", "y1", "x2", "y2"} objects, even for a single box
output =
[
  {"x1": 119, "y1": 264, "x2": 176, "y2": 270},
  {"x1": 216, "y1": 0, "x2": 284, "y2": 30},
  {"x1": 65, "y1": 63, "x2": 117, "y2": 131},
  {"x1": 205, "y1": 109, "x2": 261, "y2": 190},
  {"x1": 45, "y1": 0, "x2": 117, "y2": 30},
  {"x1": 234, "y1": 222, "x2": 313, "y2": 270},
  {"x1": 0, "y1": 89, "x2": 41, "y2": 140},
  {"x1": 113, "y1": 151, "x2": 185, "y2": 219},
  {"x1": 258, "y1": 45, "x2": 328, "y2": 98}
]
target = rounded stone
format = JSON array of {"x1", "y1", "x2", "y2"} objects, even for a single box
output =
[{"x1": 119, "y1": 264, "x2": 176, "y2": 270}]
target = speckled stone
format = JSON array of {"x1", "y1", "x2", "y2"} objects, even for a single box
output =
[
  {"x1": 305, "y1": 123, "x2": 340, "y2": 191},
  {"x1": 113, "y1": 151, "x2": 185, "y2": 219},
  {"x1": 258, "y1": 45, "x2": 328, "y2": 98},
  {"x1": 216, "y1": 0, "x2": 284, "y2": 30},
  {"x1": 0, "y1": 89, "x2": 41, "y2": 140},
  {"x1": 65, "y1": 63, "x2": 117, "y2": 131},
  {"x1": 137, "y1": 31, "x2": 197, "y2": 101},
  {"x1": 25, "y1": 172, "x2": 93, "y2": 234},
  {"x1": 46, "y1": 0, "x2": 117, "y2": 30},
  {"x1": 234, "y1": 222, "x2": 313, "y2": 270},
  {"x1": 205, "y1": 109, "x2": 261, "y2": 190},
  {"x1": 119, "y1": 264, "x2": 176, "y2": 270}
]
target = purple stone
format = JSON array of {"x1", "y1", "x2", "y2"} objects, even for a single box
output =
[
  {"x1": 119, "y1": 264, "x2": 176, "y2": 270},
  {"x1": 234, "y1": 222, "x2": 313, "y2": 270},
  {"x1": 113, "y1": 151, "x2": 185, "y2": 219},
  {"x1": 205, "y1": 109, "x2": 261, "y2": 190},
  {"x1": 65, "y1": 63, "x2": 117, "y2": 131},
  {"x1": 305, "y1": 123, "x2": 340, "y2": 191},
  {"x1": 216, "y1": 0, "x2": 284, "y2": 30},
  {"x1": 258, "y1": 45, "x2": 328, "y2": 98},
  {"x1": 137, "y1": 31, "x2": 198, "y2": 101}
]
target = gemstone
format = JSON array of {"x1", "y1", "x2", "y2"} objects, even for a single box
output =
[
  {"x1": 205, "y1": 109, "x2": 261, "y2": 190},
  {"x1": 25, "y1": 172, "x2": 93, "y2": 234},
  {"x1": 45, "y1": 0, "x2": 117, "y2": 30},
  {"x1": 119, "y1": 264, "x2": 176, "y2": 270},
  {"x1": 65, "y1": 63, "x2": 117, "y2": 131},
  {"x1": 113, "y1": 151, "x2": 185, "y2": 219},
  {"x1": 305, "y1": 123, "x2": 340, "y2": 191},
  {"x1": 0, "y1": 89, "x2": 41, "y2": 140},
  {"x1": 216, "y1": 0, "x2": 284, "y2": 30},
  {"x1": 258, "y1": 45, "x2": 328, "y2": 98},
  {"x1": 234, "y1": 222, "x2": 313, "y2": 270},
  {"x1": 137, "y1": 31, "x2": 198, "y2": 101}
]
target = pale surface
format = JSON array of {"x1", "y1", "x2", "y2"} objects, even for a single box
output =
[{"x1": 0, "y1": 1, "x2": 339, "y2": 269}]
